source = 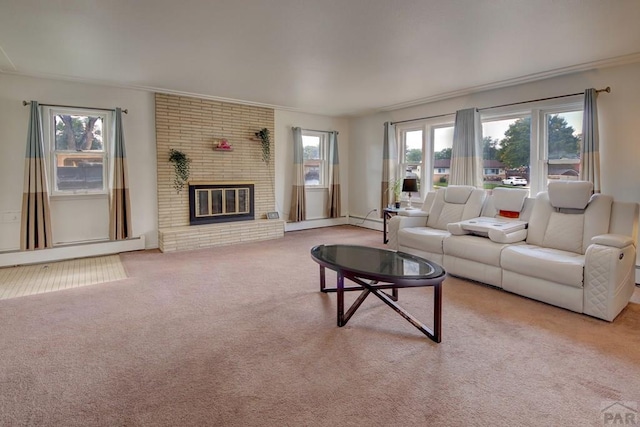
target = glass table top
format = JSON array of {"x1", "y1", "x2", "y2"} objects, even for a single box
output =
[{"x1": 310, "y1": 245, "x2": 444, "y2": 280}]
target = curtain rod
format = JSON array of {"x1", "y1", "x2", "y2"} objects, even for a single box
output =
[
  {"x1": 22, "y1": 100, "x2": 128, "y2": 114},
  {"x1": 390, "y1": 86, "x2": 610, "y2": 125},
  {"x1": 300, "y1": 128, "x2": 340, "y2": 134}
]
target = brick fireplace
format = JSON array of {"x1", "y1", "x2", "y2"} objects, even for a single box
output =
[
  {"x1": 155, "y1": 93, "x2": 283, "y2": 252},
  {"x1": 189, "y1": 182, "x2": 255, "y2": 225}
]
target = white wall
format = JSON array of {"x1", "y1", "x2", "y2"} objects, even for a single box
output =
[
  {"x1": 274, "y1": 110, "x2": 350, "y2": 229},
  {"x1": 0, "y1": 74, "x2": 158, "y2": 253},
  {"x1": 349, "y1": 62, "x2": 640, "y2": 219},
  {"x1": 3, "y1": 61, "x2": 638, "y2": 260}
]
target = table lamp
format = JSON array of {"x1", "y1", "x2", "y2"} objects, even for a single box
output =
[{"x1": 402, "y1": 178, "x2": 419, "y2": 210}]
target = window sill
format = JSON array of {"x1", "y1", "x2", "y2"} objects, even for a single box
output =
[{"x1": 50, "y1": 192, "x2": 109, "y2": 201}]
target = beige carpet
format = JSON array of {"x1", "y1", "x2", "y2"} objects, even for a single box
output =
[
  {"x1": 0, "y1": 255, "x2": 127, "y2": 300},
  {"x1": 0, "y1": 225, "x2": 639, "y2": 426}
]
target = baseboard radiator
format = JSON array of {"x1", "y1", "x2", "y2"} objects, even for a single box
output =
[{"x1": 0, "y1": 236, "x2": 146, "y2": 268}]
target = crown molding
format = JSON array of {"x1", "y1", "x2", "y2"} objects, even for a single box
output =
[
  {"x1": 3, "y1": 51, "x2": 640, "y2": 117},
  {"x1": 0, "y1": 69, "x2": 303, "y2": 112},
  {"x1": 379, "y1": 52, "x2": 640, "y2": 112},
  {"x1": 0, "y1": 44, "x2": 17, "y2": 72}
]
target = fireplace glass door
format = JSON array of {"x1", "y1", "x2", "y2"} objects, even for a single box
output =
[{"x1": 195, "y1": 187, "x2": 250, "y2": 218}]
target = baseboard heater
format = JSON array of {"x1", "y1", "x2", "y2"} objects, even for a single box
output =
[{"x1": 0, "y1": 236, "x2": 145, "y2": 268}]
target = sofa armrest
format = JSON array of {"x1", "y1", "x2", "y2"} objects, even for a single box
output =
[
  {"x1": 488, "y1": 228, "x2": 528, "y2": 244},
  {"x1": 583, "y1": 242, "x2": 637, "y2": 321},
  {"x1": 591, "y1": 234, "x2": 635, "y2": 249}
]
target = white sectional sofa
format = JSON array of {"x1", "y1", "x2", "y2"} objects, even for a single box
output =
[{"x1": 388, "y1": 182, "x2": 639, "y2": 321}]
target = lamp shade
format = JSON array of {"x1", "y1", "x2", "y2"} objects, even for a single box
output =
[{"x1": 401, "y1": 178, "x2": 418, "y2": 193}]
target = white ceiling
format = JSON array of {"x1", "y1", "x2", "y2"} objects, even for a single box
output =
[{"x1": 1, "y1": 0, "x2": 640, "y2": 116}]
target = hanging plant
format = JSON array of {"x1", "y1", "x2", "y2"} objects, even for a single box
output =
[
  {"x1": 169, "y1": 149, "x2": 191, "y2": 194},
  {"x1": 255, "y1": 128, "x2": 271, "y2": 163}
]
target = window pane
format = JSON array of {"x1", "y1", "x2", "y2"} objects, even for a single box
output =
[
  {"x1": 196, "y1": 190, "x2": 209, "y2": 216},
  {"x1": 212, "y1": 190, "x2": 223, "y2": 214},
  {"x1": 55, "y1": 155, "x2": 104, "y2": 190},
  {"x1": 54, "y1": 114, "x2": 104, "y2": 151},
  {"x1": 238, "y1": 188, "x2": 249, "y2": 213},
  {"x1": 403, "y1": 130, "x2": 422, "y2": 182},
  {"x1": 302, "y1": 136, "x2": 320, "y2": 160},
  {"x1": 225, "y1": 190, "x2": 236, "y2": 213},
  {"x1": 304, "y1": 164, "x2": 320, "y2": 185},
  {"x1": 546, "y1": 111, "x2": 582, "y2": 183},
  {"x1": 405, "y1": 130, "x2": 422, "y2": 163},
  {"x1": 483, "y1": 117, "x2": 531, "y2": 188},
  {"x1": 433, "y1": 126, "x2": 453, "y2": 189}
]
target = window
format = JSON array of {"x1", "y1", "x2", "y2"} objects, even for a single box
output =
[
  {"x1": 302, "y1": 131, "x2": 328, "y2": 187},
  {"x1": 402, "y1": 129, "x2": 423, "y2": 178},
  {"x1": 482, "y1": 115, "x2": 531, "y2": 188},
  {"x1": 397, "y1": 127, "x2": 425, "y2": 200},
  {"x1": 391, "y1": 97, "x2": 582, "y2": 198},
  {"x1": 543, "y1": 109, "x2": 582, "y2": 184},
  {"x1": 45, "y1": 107, "x2": 110, "y2": 195},
  {"x1": 432, "y1": 125, "x2": 453, "y2": 189}
]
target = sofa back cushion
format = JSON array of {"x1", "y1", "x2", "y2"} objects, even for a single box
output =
[
  {"x1": 493, "y1": 187, "x2": 528, "y2": 219},
  {"x1": 427, "y1": 186, "x2": 485, "y2": 230},
  {"x1": 548, "y1": 180, "x2": 593, "y2": 212},
  {"x1": 526, "y1": 181, "x2": 612, "y2": 254}
]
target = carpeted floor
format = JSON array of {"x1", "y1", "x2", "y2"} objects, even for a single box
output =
[{"x1": 0, "y1": 225, "x2": 639, "y2": 426}]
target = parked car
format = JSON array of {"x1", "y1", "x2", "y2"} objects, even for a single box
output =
[{"x1": 502, "y1": 176, "x2": 528, "y2": 186}]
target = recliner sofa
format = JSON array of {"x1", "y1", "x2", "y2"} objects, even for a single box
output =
[{"x1": 388, "y1": 182, "x2": 638, "y2": 321}]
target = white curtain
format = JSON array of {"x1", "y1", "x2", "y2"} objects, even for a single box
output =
[
  {"x1": 327, "y1": 131, "x2": 341, "y2": 218},
  {"x1": 580, "y1": 88, "x2": 601, "y2": 193},
  {"x1": 20, "y1": 101, "x2": 53, "y2": 250},
  {"x1": 381, "y1": 122, "x2": 398, "y2": 214},
  {"x1": 289, "y1": 127, "x2": 306, "y2": 222},
  {"x1": 450, "y1": 108, "x2": 483, "y2": 188},
  {"x1": 109, "y1": 108, "x2": 132, "y2": 240}
]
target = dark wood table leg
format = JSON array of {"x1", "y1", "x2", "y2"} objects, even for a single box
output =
[
  {"x1": 337, "y1": 273, "x2": 344, "y2": 326},
  {"x1": 347, "y1": 276, "x2": 443, "y2": 343},
  {"x1": 320, "y1": 265, "x2": 326, "y2": 292},
  {"x1": 383, "y1": 211, "x2": 389, "y2": 243},
  {"x1": 433, "y1": 282, "x2": 442, "y2": 342}
]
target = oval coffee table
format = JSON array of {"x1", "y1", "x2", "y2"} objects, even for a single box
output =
[{"x1": 310, "y1": 244, "x2": 446, "y2": 342}]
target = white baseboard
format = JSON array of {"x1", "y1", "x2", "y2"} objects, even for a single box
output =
[
  {"x1": 0, "y1": 236, "x2": 146, "y2": 268},
  {"x1": 348, "y1": 215, "x2": 383, "y2": 232},
  {"x1": 284, "y1": 217, "x2": 348, "y2": 232},
  {"x1": 636, "y1": 265, "x2": 640, "y2": 284}
]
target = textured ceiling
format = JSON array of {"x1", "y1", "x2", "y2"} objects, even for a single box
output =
[{"x1": 1, "y1": 0, "x2": 640, "y2": 116}]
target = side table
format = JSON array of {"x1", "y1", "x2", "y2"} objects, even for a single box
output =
[{"x1": 383, "y1": 207, "x2": 401, "y2": 244}]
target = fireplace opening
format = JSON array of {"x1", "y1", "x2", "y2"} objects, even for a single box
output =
[{"x1": 189, "y1": 182, "x2": 255, "y2": 225}]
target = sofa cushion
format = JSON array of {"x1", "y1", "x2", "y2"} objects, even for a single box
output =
[
  {"x1": 397, "y1": 227, "x2": 450, "y2": 255},
  {"x1": 501, "y1": 244, "x2": 585, "y2": 288},
  {"x1": 443, "y1": 235, "x2": 508, "y2": 267},
  {"x1": 426, "y1": 186, "x2": 485, "y2": 230},
  {"x1": 444, "y1": 185, "x2": 474, "y2": 204},
  {"x1": 542, "y1": 212, "x2": 585, "y2": 254},
  {"x1": 493, "y1": 187, "x2": 528, "y2": 216},
  {"x1": 548, "y1": 181, "x2": 593, "y2": 210},
  {"x1": 429, "y1": 203, "x2": 467, "y2": 230}
]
